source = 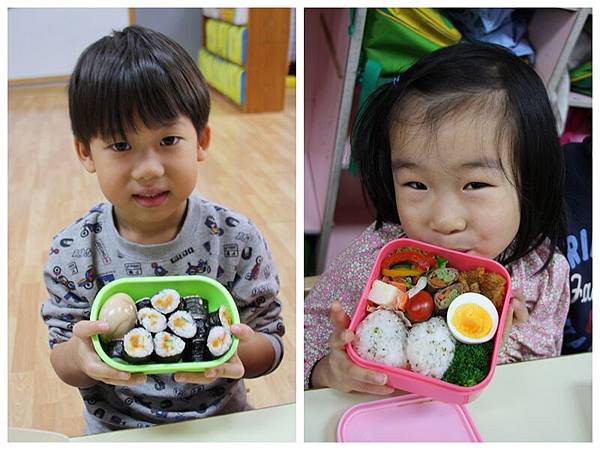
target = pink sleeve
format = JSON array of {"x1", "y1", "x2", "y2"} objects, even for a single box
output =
[
  {"x1": 303, "y1": 224, "x2": 403, "y2": 388},
  {"x1": 498, "y1": 245, "x2": 571, "y2": 364}
]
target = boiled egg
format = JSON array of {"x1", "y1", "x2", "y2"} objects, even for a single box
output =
[
  {"x1": 98, "y1": 292, "x2": 137, "y2": 343},
  {"x1": 446, "y1": 293, "x2": 498, "y2": 344}
]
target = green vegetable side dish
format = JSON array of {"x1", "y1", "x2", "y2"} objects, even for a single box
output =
[
  {"x1": 442, "y1": 340, "x2": 494, "y2": 387},
  {"x1": 90, "y1": 275, "x2": 240, "y2": 374}
]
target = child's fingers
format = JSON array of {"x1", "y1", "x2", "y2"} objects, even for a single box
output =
[
  {"x1": 348, "y1": 364, "x2": 387, "y2": 386},
  {"x1": 351, "y1": 381, "x2": 395, "y2": 396},
  {"x1": 229, "y1": 323, "x2": 254, "y2": 342},
  {"x1": 329, "y1": 328, "x2": 354, "y2": 350},
  {"x1": 512, "y1": 298, "x2": 529, "y2": 324},
  {"x1": 85, "y1": 360, "x2": 140, "y2": 383},
  {"x1": 330, "y1": 300, "x2": 350, "y2": 332},
  {"x1": 205, "y1": 362, "x2": 245, "y2": 380},
  {"x1": 99, "y1": 373, "x2": 147, "y2": 386},
  {"x1": 502, "y1": 303, "x2": 515, "y2": 346},
  {"x1": 174, "y1": 372, "x2": 213, "y2": 384},
  {"x1": 73, "y1": 320, "x2": 109, "y2": 338}
]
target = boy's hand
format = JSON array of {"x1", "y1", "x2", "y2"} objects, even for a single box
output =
[
  {"x1": 174, "y1": 324, "x2": 253, "y2": 384},
  {"x1": 310, "y1": 300, "x2": 395, "y2": 395},
  {"x1": 501, "y1": 294, "x2": 530, "y2": 347},
  {"x1": 71, "y1": 320, "x2": 147, "y2": 386}
]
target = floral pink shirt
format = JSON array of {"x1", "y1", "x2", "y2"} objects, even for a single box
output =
[{"x1": 304, "y1": 222, "x2": 571, "y2": 389}]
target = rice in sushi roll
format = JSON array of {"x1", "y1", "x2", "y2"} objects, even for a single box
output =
[
  {"x1": 406, "y1": 317, "x2": 456, "y2": 379},
  {"x1": 153, "y1": 331, "x2": 186, "y2": 363},
  {"x1": 208, "y1": 305, "x2": 233, "y2": 330},
  {"x1": 136, "y1": 297, "x2": 152, "y2": 311},
  {"x1": 137, "y1": 307, "x2": 167, "y2": 333},
  {"x1": 353, "y1": 309, "x2": 409, "y2": 368},
  {"x1": 151, "y1": 289, "x2": 181, "y2": 314},
  {"x1": 207, "y1": 326, "x2": 233, "y2": 357},
  {"x1": 168, "y1": 310, "x2": 197, "y2": 339},
  {"x1": 183, "y1": 296, "x2": 208, "y2": 320},
  {"x1": 123, "y1": 327, "x2": 154, "y2": 364}
]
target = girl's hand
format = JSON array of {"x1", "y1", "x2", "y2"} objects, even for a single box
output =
[
  {"x1": 71, "y1": 320, "x2": 147, "y2": 386},
  {"x1": 174, "y1": 324, "x2": 252, "y2": 384},
  {"x1": 311, "y1": 300, "x2": 395, "y2": 395},
  {"x1": 501, "y1": 294, "x2": 530, "y2": 346}
]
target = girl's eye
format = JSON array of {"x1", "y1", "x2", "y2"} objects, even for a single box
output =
[
  {"x1": 110, "y1": 142, "x2": 131, "y2": 152},
  {"x1": 405, "y1": 181, "x2": 428, "y2": 190},
  {"x1": 160, "y1": 136, "x2": 181, "y2": 146},
  {"x1": 464, "y1": 182, "x2": 491, "y2": 190}
]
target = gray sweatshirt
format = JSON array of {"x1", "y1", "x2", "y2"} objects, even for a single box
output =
[{"x1": 41, "y1": 194, "x2": 284, "y2": 433}]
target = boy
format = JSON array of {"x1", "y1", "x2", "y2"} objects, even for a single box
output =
[{"x1": 40, "y1": 26, "x2": 285, "y2": 434}]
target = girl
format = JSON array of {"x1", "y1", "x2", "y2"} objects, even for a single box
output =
[{"x1": 305, "y1": 42, "x2": 570, "y2": 394}]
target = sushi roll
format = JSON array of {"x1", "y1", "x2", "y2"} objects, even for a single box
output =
[
  {"x1": 434, "y1": 283, "x2": 465, "y2": 314},
  {"x1": 105, "y1": 339, "x2": 125, "y2": 359},
  {"x1": 168, "y1": 310, "x2": 197, "y2": 339},
  {"x1": 151, "y1": 289, "x2": 181, "y2": 314},
  {"x1": 183, "y1": 296, "x2": 208, "y2": 320},
  {"x1": 123, "y1": 328, "x2": 154, "y2": 364},
  {"x1": 153, "y1": 331, "x2": 186, "y2": 363},
  {"x1": 137, "y1": 307, "x2": 167, "y2": 333},
  {"x1": 183, "y1": 337, "x2": 208, "y2": 362},
  {"x1": 207, "y1": 326, "x2": 233, "y2": 357},
  {"x1": 427, "y1": 268, "x2": 459, "y2": 291},
  {"x1": 136, "y1": 297, "x2": 152, "y2": 310},
  {"x1": 207, "y1": 305, "x2": 233, "y2": 330},
  {"x1": 193, "y1": 317, "x2": 209, "y2": 340}
]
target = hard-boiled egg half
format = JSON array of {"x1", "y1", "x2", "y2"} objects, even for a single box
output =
[{"x1": 446, "y1": 293, "x2": 498, "y2": 344}]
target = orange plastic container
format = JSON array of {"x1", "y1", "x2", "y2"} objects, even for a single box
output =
[{"x1": 346, "y1": 238, "x2": 511, "y2": 404}]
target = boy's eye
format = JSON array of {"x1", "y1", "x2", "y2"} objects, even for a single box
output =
[
  {"x1": 405, "y1": 181, "x2": 428, "y2": 190},
  {"x1": 160, "y1": 136, "x2": 181, "y2": 146},
  {"x1": 110, "y1": 142, "x2": 131, "y2": 152},
  {"x1": 464, "y1": 182, "x2": 491, "y2": 190}
]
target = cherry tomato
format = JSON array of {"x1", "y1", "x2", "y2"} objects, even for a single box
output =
[{"x1": 406, "y1": 291, "x2": 434, "y2": 323}]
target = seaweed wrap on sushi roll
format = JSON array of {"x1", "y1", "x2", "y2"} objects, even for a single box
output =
[
  {"x1": 153, "y1": 331, "x2": 186, "y2": 363},
  {"x1": 137, "y1": 307, "x2": 167, "y2": 333},
  {"x1": 207, "y1": 305, "x2": 233, "y2": 330},
  {"x1": 105, "y1": 339, "x2": 125, "y2": 360},
  {"x1": 183, "y1": 295, "x2": 208, "y2": 320},
  {"x1": 168, "y1": 310, "x2": 197, "y2": 339},
  {"x1": 151, "y1": 289, "x2": 181, "y2": 314},
  {"x1": 136, "y1": 297, "x2": 152, "y2": 311},
  {"x1": 122, "y1": 328, "x2": 154, "y2": 364},
  {"x1": 183, "y1": 337, "x2": 208, "y2": 362},
  {"x1": 207, "y1": 326, "x2": 233, "y2": 357}
]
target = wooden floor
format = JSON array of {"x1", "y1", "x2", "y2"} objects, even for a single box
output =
[{"x1": 7, "y1": 84, "x2": 296, "y2": 437}]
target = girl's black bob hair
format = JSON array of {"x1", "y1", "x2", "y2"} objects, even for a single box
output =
[
  {"x1": 352, "y1": 42, "x2": 567, "y2": 271},
  {"x1": 69, "y1": 25, "x2": 210, "y2": 146}
]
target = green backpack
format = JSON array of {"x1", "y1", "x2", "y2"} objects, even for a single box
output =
[
  {"x1": 359, "y1": 8, "x2": 462, "y2": 106},
  {"x1": 348, "y1": 8, "x2": 462, "y2": 174}
]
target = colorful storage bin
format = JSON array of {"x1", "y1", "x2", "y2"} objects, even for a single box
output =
[
  {"x1": 205, "y1": 18, "x2": 247, "y2": 66},
  {"x1": 198, "y1": 48, "x2": 246, "y2": 106}
]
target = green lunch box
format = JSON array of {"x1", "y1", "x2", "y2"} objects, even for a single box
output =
[{"x1": 90, "y1": 275, "x2": 240, "y2": 374}]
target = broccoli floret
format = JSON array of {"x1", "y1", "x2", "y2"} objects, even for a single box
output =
[{"x1": 442, "y1": 341, "x2": 494, "y2": 387}]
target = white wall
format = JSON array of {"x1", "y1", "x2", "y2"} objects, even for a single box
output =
[
  {"x1": 8, "y1": 8, "x2": 129, "y2": 80},
  {"x1": 134, "y1": 8, "x2": 203, "y2": 61}
]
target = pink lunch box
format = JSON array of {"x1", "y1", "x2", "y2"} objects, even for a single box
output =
[{"x1": 346, "y1": 238, "x2": 512, "y2": 404}]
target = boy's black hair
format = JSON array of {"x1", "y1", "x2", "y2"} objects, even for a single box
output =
[
  {"x1": 352, "y1": 42, "x2": 567, "y2": 271},
  {"x1": 69, "y1": 25, "x2": 210, "y2": 146}
]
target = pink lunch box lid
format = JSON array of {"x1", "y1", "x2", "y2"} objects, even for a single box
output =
[{"x1": 337, "y1": 394, "x2": 482, "y2": 442}]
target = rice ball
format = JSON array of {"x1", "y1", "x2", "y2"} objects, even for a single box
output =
[
  {"x1": 353, "y1": 309, "x2": 408, "y2": 368},
  {"x1": 406, "y1": 316, "x2": 456, "y2": 379}
]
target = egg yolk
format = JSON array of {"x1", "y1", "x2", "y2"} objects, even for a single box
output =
[{"x1": 452, "y1": 304, "x2": 492, "y2": 338}]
